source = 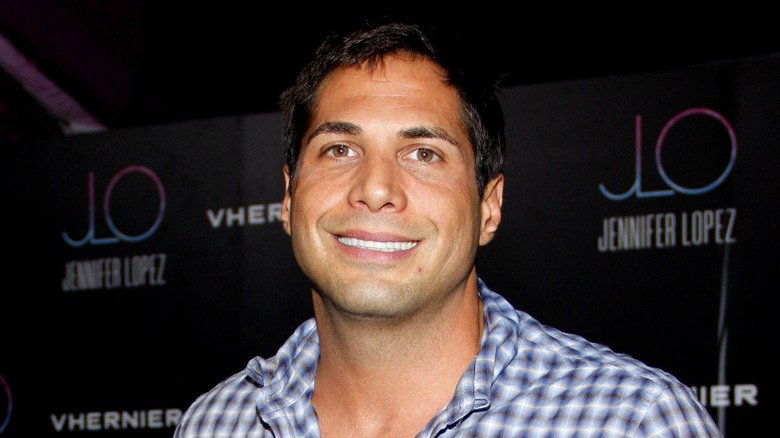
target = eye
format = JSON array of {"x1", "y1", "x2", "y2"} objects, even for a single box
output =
[
  {"x1": 325, "y1": 144, "x2": 356, "y2": 158},
  {"x1": 410, "y1": 147, "x2": 440, "y2": 162}
]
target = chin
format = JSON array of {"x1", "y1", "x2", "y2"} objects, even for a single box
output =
[{"x1": 315, "y1": 277, "x2": 428, "y2": 319}]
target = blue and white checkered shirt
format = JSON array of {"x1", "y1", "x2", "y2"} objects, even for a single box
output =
[{"x1": 175, "y1": 280, "x2": 721, "y2": 437}]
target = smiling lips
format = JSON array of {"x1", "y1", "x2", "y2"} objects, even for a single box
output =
[{"x1": 337, "y1": 236, "x2": 418, "y2": 252}]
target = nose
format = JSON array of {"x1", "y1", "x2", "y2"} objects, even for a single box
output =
[{"x1": 348, "y1": 154, "x2": 407, "y2": 212}]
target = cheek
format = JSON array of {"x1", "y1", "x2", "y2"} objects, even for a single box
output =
[
  {"x1": 290, "y1": 175, "x2": 331, "y2": 217},
  {"x1": 289, "y1": 174, "x2": 348, "y2": 241},
  {"x1": 414, "y1": 185, "x2": 481, "y2": 236}
]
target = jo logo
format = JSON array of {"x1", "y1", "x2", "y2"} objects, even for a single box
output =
[
  {"x1": 0, "y1": 374, "x2": 10, "y2": 434},
  {"x1": 62, "y1": 165, "x2": 166, "y2": 246},
  {"x1": 599, "y1": 107, "x2": 737, "y2": 200}
]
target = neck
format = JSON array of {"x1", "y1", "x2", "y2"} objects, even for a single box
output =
[{"x1": 311, "y1": 269, "x2": 483, "y2": 436}]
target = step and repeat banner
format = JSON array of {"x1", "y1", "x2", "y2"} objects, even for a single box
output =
[{"x1": 2, "y1": 54, "x2": 777, "y2": 436}]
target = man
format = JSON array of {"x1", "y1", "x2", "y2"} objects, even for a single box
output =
[{"x1": 175, "y1": 22, "x2": 721, "y2": 437}]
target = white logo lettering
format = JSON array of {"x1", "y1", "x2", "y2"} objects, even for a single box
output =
[
  {"x1": 50, "y1": 408, "x2": 182, "y2": 431},
  {"x1": 206, "y1": 203, "x2": 282, "y2": 228}
]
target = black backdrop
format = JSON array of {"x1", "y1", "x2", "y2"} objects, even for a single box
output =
[{"x1": 2, "y1": 53, "x2": 777, "y2": 436}]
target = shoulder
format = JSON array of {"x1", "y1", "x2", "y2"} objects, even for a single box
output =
[
  {"x1": 174, "y1": 368, "x2": 262, "y2": 437},
  {"x1": 479, "y1": 281, "x2": 690, "y2": 391},
  {"x1": 477, "y1": 281, "x2": 721, "y2": 436},
  {"x1": 174, "y1": 319, "x2": 320, "y2": 438}
]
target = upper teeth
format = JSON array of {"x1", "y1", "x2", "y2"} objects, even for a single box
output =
[{"x1": 338, "y1": 237, "x2": 417, "y2": 252}]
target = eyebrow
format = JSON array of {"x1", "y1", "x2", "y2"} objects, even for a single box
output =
[
  {"x1": 306, "y1": 121, "x2": 461, "y2": 147},
  {"x1": 304, "y1": 121, "x2": 361, "y2": 146},
  {"x1": 399, "y1": 126, "x2": 461, "y2": 147}
]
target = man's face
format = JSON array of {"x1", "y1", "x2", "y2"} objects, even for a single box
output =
[{"x1": 281, "y1": 56, "x2": 502, "y2": 320}]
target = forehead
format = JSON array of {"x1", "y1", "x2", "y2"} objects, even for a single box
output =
[{"x1": 309, "y1": 56, "x2": 468, "y2": 142}]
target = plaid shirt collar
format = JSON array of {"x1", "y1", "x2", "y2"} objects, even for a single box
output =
[{"x1": 249, "y1": 279, "x2": 509, "y2": 437}]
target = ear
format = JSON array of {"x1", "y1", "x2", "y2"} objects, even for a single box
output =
[
  {"x1": 281, "y1": 165, "x2": 292, "y2": 236},
  {"x1": 478, "y1": 174, "x2": 504, "y2": 245}
]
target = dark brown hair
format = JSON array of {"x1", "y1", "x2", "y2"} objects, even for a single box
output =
[{"x1": 279, "y1": 21, "x2": 505, "y2": 195}]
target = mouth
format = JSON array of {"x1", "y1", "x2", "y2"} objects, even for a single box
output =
[{"x1": 337, "y1": 236, "x2": 418, "y2": 252}]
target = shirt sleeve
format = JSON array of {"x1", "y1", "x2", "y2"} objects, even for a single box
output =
[{"x1": 635, "y1": 384, "x2": 723, "y2": 437}]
